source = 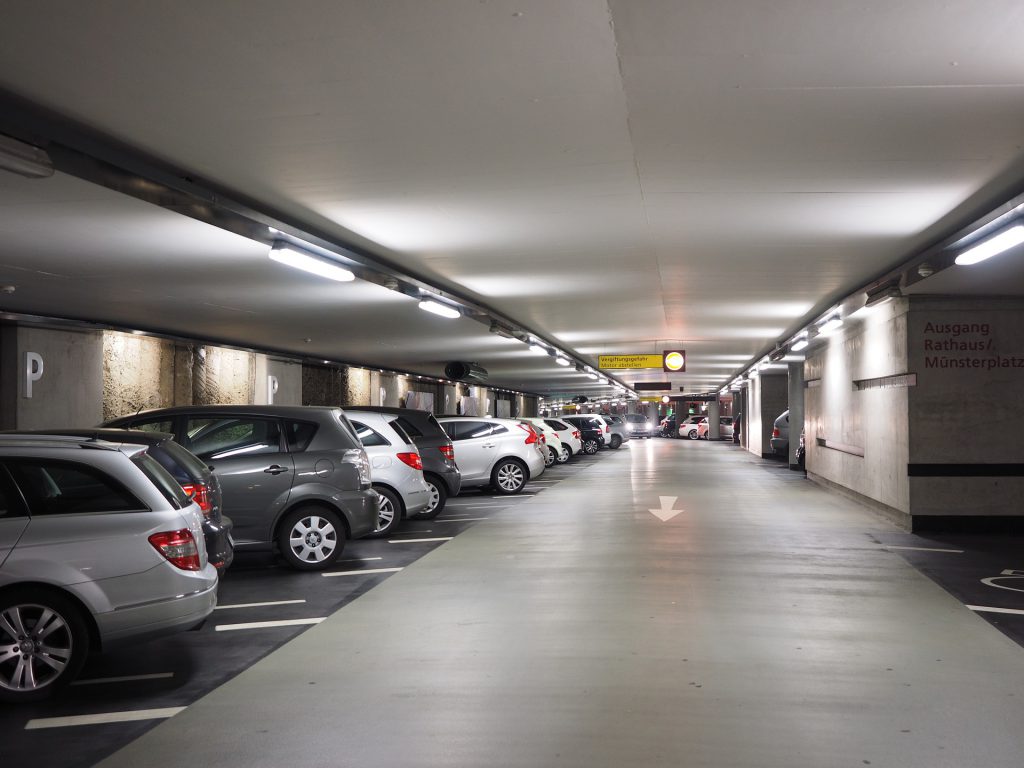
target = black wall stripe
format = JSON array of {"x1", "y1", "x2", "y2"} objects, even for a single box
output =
[{"x1": 909, "y1": 464, "x2": 1024, "y2": 477}]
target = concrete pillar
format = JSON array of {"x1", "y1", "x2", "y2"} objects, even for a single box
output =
[
  {"x1": 706, "y1": 399, "x2": 721, "y2": 440},
  {"x1": 787, "y1": 361, "x2": 805, "y2": 470}
]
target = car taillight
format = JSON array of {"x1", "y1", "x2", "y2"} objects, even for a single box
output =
[
  {"x1": 148, "y1": 529, "x2": 201, "y2": 571},
  {"x1": 605, "y1": 426, "x2": 610, "y2": 434},
  {"x1": 772, "y1": 428, "x2": 780, "y2": 438},
  {"x1": 439, "y1": 444, "x2": 455, "y2": 461},
  {"x1": 181, "y1": 482, "x2": 213, "y2": 519},
  {"x1": 518, "y1": 424, "x2": 539, "y2": 444},
  {"x1": 573, "y1": 430, "x2": 580, "y2": 439},
  {"x1": 397, "y1": 452, "x2": 423, "y2": 470}
]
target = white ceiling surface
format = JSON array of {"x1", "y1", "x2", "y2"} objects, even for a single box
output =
[{"x1": 1, "y1": 1, "x2": 1024, "y2": 396}]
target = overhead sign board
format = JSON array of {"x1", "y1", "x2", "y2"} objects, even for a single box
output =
[
  {"x1": 599, "y1": 354, "x2": 664, "y2": 370},
  {"x1": 634, "y1": 382, "x2": 672, "y2": 391},
  {"x1": 678, "y1": 392, "x2": 719, "y2": 402},
  {"x1": 639, "y1": 396, "x2": 667, "y2": 403},
  {"x1": 663, "y1": 350, "x2": 686, "y2": 372}
]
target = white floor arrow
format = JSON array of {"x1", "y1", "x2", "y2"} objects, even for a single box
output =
[{"x1": 649, "y1": 496, "x2": 683, "y2": 522}]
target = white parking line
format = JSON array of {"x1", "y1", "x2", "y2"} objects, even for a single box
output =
[
  {"x1": 215, "y1": 618, "x2": 324, "y2": 632},
  {"x1": 72, "y1": 673, "x2": 174, "y2": 686},
  {"x1": 388, "y1": 529, "x2": 432, "y2": 534},
  {"x1": 215, "y1": 599, "x2": 307, "y2": 610},
  {"x1": 25, "y1": 707, "x2": 186, "y2": 730},
  {"x1": 321, "y1": 567, "x2": 404, "y2": 577},
  {"x1": 336, "y1": 556, "x2": 383, "y2": 563},
  {"x1": 885, "y1": 545, "x2": 964, "y2": 554},
  {"x1": 435, "y1": 517, "x2": 490, "y2": 522},
  {"x1": 387, "y1": 537, "x2": 453, "y2": 544},
  {"x1": 967, "y1": 605, "x2": 1024, "y2": 616}
]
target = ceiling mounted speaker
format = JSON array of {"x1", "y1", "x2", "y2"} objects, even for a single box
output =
[{"x1": 445, "y1": 361, "x2": 488, "y2": 382}]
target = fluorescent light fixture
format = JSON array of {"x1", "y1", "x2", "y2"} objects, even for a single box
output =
[
  {"x1": 955, "y1": 225, "x2": 1024, "y2": 266},
  {"x1": 818, "y1": 317, "x2": 844, "y2": 335},
  {"x1": 587, "y1": 373, "x2": 599, "y2": 380},
  {"x1": 269, "y1": 242, "x2": 354, "y2": 282},
  {"x1": 790, "y1": 338, "x2": 809, "y2": 352},
  {"x1": 555, "y1": 356, "x2": 572, "y2": 367},
  {"x1": 528, "y1": 342, "x2": 548, "y2": 355},
  {"x1": 0, "y1": 134, "x2": 54, "y2": 179},
  {"x1": 418, "y1": 299, "x2": 461, "y2": 319}
]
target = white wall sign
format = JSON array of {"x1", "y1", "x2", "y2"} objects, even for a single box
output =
[
  {"x1": 24, "y1": 351, "x2": 44, "y2": 398},
  {"x1": 267, "y1": 374, "x2": 279, "y2": 404}
]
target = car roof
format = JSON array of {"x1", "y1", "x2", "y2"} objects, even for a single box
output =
[
  {"x1": 345, "y1": 406, "x2": 433, "y2": 418},
  {"x1": 8, "y1": 428, "x2": 175, "y2": 446},
  {"x1": 0, "y1": 434, "x2": 148, "y2": 456}
]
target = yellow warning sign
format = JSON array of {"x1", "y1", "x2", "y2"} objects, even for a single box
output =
[{"x1": 598, "y1": 354, "x2": 664, "y2": 370}]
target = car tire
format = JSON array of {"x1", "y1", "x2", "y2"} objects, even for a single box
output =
[
  {"x1": 545, "y1": 446, "x2": 557, "y2": 468},
  {"x1": 278, "y1": 506, "x2": 345, "y2": 570},
  {"x1": 0, "y1": 588, "x2": 89, "y2": 703},
  {"x1": 369, "y1": 486, "x2": 403, "y2": 537},
  {"x1": 414, "y1": 475, "x2": 447, "y2": 520},
  {"x1": 609, "y1": 435, "x2": 622, "y2": 449},
  {"x1": 686, "y1": 429, "x2": 698, "y2": 440},
  {"x1": 582, "y1": 439, "x2": 599, "y2": 455},
  {"x1": 491, "y1": 458, "x2": 527, "y2": 494},
  {"x1": 557, "y1": 445, "x2": 571, "y2": 464}
]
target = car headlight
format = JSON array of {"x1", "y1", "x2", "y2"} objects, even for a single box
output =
[{"x1": 627, "y1": 423, "x2": 634, "y2": 431}]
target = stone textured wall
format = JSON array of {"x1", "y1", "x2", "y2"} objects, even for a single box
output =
[
  {"x1": 103, "y1": 331, "x2": 177, "y2": 421},
  {"x1": 303, "y1": 364, "x2": 344, "y2": 406},
  {"x1": 343, "y1": 367, "x2": 372, "y2": 406},
  {"x1": 192, "y1": 346, "x2": 254, "y2": 405}
]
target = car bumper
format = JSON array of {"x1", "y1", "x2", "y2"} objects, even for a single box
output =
[
  {"x1": 770, "y1": 438, "x2": 789, "y2": 455},
  {"x1": 341, "y1": 488, "x2": 381, "y2": 539},
  {"x1": 437, "y1": 466, "x2": 462, "y2": 496},
  {"x1": 203, "y1": 515, "x2": 234, "y2": 571}
]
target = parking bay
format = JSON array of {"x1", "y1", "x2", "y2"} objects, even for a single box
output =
[{"x1": 0, "y1": 456, "x2": 595, "y2": 768}]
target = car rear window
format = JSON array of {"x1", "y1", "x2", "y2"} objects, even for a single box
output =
[
  {"x1": 388, "y1": 419, "x2": 415, "y2": 446},
  {"x1": 5, "y1": 458, "x2": 147, "y2": 515},
  {"x1": 159, "y1": 439, "x2": 209, "y2": 478},
  {"x1": 392, "y1": 415, "x2": 423, "y2": 439},
  {"x1": 286, "y1": 420, "x2": 318, "y2": 452},
  {"x1": 132, "y1": 453, "x2": 191, "y2": 509},
  {"x1": 351, "y1": 420, "x2": 391, "y2": 447}
]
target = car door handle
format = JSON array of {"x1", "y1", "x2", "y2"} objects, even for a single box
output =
[
  {"x1": 481, "y1": 443, "x2": 496, "y2": 449},
  {"x1": 263, "y1": 465, "x2": 290, "y2": 475}
]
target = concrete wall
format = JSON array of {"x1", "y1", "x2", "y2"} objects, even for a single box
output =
[
  {"x1": 804, "y1": 299, "x2": 910, "y2": 521},
  {"x1": 255, "y1": 356, "x2": 302, "y2": 406},
  {"x1": 16, "y1": 327, "x2": 104, "y2": 429},
  {"x1": 906, "y1": 297, "x2": 1024, "y2": 520},
  {"x1": 102, "y1": 332, "x2": 178, "y2": 421},
  {"x1": 746, "y1": 373, "x2": 787, "y2": 457}
]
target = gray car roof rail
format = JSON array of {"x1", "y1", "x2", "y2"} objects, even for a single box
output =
[
  {"x1": 107, "y1": 405, "x2": 342, "y2": 419},
  {"x1": 0, "y1": 434, "x2": 124, "y2": 451}
]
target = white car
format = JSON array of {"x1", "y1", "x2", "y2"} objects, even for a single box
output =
[
  {"x1": 519, "y1": 418, "x2": 564, "y2": 467},
  {"x1": 541, "y1": 418, "x2": 582, "y2": 461},
  {"x1": 677, "y1": 415, "x2": 705, "y2": 439},
  {"x1": 437, "y1": 417, "x2": 546, "y2": 495},
  {"x1": 348, "y1": 411, "x2": 430, "y2": 535},
  {"x1": 697, "y1": 416, "x2": 735, "y2": 440}
]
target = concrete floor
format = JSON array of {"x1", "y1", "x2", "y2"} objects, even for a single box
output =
[{"x1": 99, "y1": 439, "x2": 1024, "y2": 768}]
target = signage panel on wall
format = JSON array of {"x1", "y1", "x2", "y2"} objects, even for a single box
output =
[{"x1": 598, "y1": 354, "x2": 664, "y2": 370}]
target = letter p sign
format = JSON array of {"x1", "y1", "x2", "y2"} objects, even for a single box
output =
[
  {"x1": 24, "y1": 352, "x2": 44, "y2": 398},
  {"x1": 267, "y1": 375, "x2": 279, "y2": 405}
]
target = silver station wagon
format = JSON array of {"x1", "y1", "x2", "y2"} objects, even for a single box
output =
[{"x1": 0, "y1": 435, "x2": 218, "y2": 702}]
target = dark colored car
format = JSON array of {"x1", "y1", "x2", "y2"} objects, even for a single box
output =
[
  {"x1": 345, "y1": 407, "x2": 462, "y2": 519},
  {"x1": 9, "y1": 428, "x2": 234, "y2": 570},
  {"x1": 560, "y1": 415, "x2": 606, "y2": 455},
  {"x1": 105, "y1": 405, "x2": 378, "y2": 570}
]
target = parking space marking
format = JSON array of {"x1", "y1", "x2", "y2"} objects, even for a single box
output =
[
  {"x1": 463, "y1": 504, "x2": 510, "y2": 509},
  {"x1": 388, "y1": 529, "x2": 432, "y2": 535},
  {"x1": 388, "y1": 537, "x2": 453, "y2": 544},
  {"x1": 336, "y1": 556, "x2": 383, "y2": 563},
  {"x1": 25, "y1": 707, "x2": 186, "y2": 730},
  {"x1": 321, "y1": 567, "x2": 404, "y2": 577},
  {"x1": 215, "y1": 599, "x2": 307, "y2": 610},
  {"x1": 885, "y1": 545, "x2": 964, "y2": 554},
  {"x1": 214, "y1": 618, "x2": 325, "y2": 632},
  {"x1": 435, "y1": 517, "x2": 489, "y2": 522},
  {"x1": 967, "y1": 605, "x2": 1024, "y2": 616},
  {"x1": 72, "y1": 673, "x2": 174, "y2": 686}
]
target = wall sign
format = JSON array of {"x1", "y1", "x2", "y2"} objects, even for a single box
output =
[
  {"x1": 24, "y1": 351, "x2": 43, "y2": 398},
  {"x1": 267, "y1": 375, "x2": 279, "y2": 404}
]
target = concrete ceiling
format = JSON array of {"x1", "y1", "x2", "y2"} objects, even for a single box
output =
[{"x1": 1, "y1": 1, "x2": 1024, "y2": 398}]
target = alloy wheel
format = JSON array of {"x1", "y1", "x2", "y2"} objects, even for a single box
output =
[
  {"x1": 0, "y1": 604, "x2": 74, "y2": 695},
  {"x1": 495, "y1": 462, "x2": 525, "y2": 492}
]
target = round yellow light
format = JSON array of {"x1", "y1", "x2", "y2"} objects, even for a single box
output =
[{"x1": 664, "y1": 352, "x2": 684, "y2": 371}]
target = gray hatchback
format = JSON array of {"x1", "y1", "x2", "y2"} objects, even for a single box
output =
[{"x1": 106, "y1": 405, "x2": 379, "y2": 570}]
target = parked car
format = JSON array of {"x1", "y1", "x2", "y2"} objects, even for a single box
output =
[
  {"x1": 542, "y1": 418, "x2": 582, "y2": 461},
  {"x1": 436, "y1": 416, "x2": 545, "y2": 494},
  {"x1": 622, "y1": 413, "x2": 656, "y2": 438},
  {"x1": 105, "y1": 405, "x2": 378, "y2": 570},
  {"x1": 519, "y1": 418, "x2": 564, "y2": 467},
  {"x1": 10, "y1": 428, "x2": 234, "y2": 570},
  {"x1": 560, "y1": 415, "x2": 606, "y2": 454},
  {"x1": 697, "y1": 416, "x2": 734, "y2": 440},
  {"x1": 0, "y1": 435, "x2": 218, "y2": 702},
  {"x1": 598, "y1": 415, "x2": 630, "y2": 449},
  {"x1": 345, "y1": 406, "x2": 461, "y2": 520},
  {"x1": 771, "y1": 409, "x2": 790, "y2": 456},
  {"x1": 346, "y1": 412, "x2": 430, "y2": 536},
  {"x1": 677, "y1": 415, "x2": 705, "y2": 439}
]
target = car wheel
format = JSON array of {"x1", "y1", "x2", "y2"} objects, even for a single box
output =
[
  {"x1": 557, "y1": 445, "x2": 571, "y2": 464},
  {"x1": 414, "y1": 475, "x2": 447, "y2": 520},
  {"x1": 544, "y1": 446, "x2": 557, "y2": 468},
  {"x1": 491, "y1": 459, "x2": 527, "y2": 494},
  {"x1": 609, "y1": 435, "x2": 622, "y2": 449},
  {"x1": 278, "y1": 506, "x2": 345, "y2": 570},
  {"x1": 686, "y1": 429, "x2": 698, "y2": 440},
  {"x1": 369, "y1": 486, "x2": 403, "y2": 537},
  {"x1": 0, "y1": 588, "x2": 89, "y2": 703},
  {"x1": 582, "y1": 439, "x2": 599, "y2": 455}
]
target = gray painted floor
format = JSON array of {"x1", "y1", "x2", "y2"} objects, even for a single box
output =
[{"x1": 99, "y1": 440, "x2": 1024, "y2": 767}]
